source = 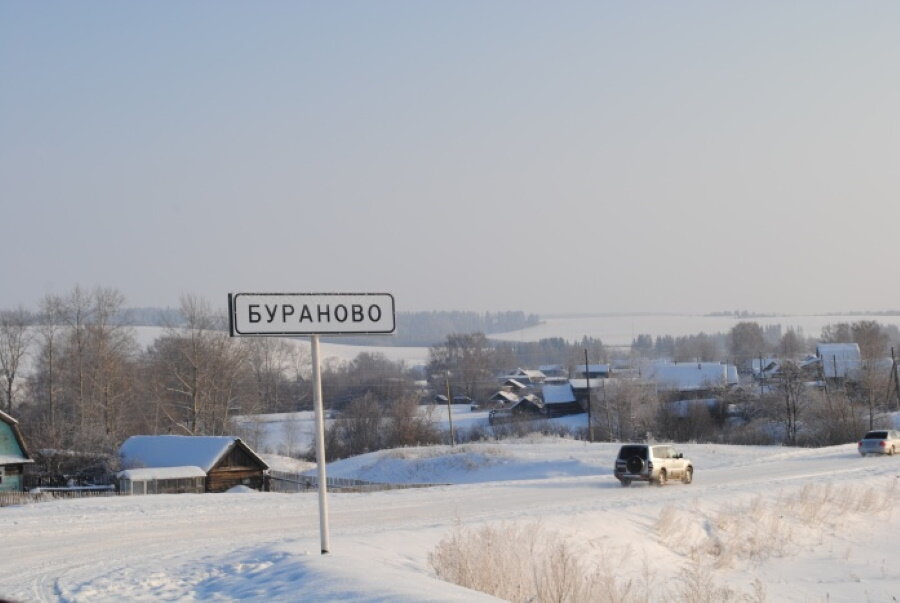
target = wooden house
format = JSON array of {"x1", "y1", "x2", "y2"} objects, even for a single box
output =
[
  {"x1": 0, "y1": 410, "x2": 33, "y2": 492},
  {"x1": 118, "y1": 435, "x2": 269, "y2": 494},
  {"x1": 541, "y1": 383, "x2": 583, "y2": 417}
]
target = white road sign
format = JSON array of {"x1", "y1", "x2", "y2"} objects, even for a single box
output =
[{"x1": 229, "y1": 292, "x2": 396, "y2": 336}]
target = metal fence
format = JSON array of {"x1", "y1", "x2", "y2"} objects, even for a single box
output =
[
  {"x1": 0, "y1": 488, "x2": 120, "y2": 508},
  {"x1": 268, "y1": 470, "x2": 439, "y2": 493},
  {"x1": 0, "y1": 474, "x2": 439, "y2": 506}
]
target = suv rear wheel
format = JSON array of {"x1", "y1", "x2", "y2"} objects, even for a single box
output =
[
  {"x1": 655, "y1": 469, "x2": 667, "y2": 486},
  {"x1": 619, "y1": 478, "x2": 631, "y2": 487}
]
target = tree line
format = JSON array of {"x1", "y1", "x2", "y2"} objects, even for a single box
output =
[
  {"x1": 0, "y1": 287, "x2": 546, "y2": 462},
  {"x1": 3, "y1": 287, "x2": 900, "y2": 465}
]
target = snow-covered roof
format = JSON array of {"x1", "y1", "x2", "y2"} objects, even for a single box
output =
[
  {"x1": 816, "y1": 343, "x2": 862, "y2": 378},
  {"x1": 503, "y1": 378, "x2": 528, "y2": 390},
  {"x1": 119, "y1": 435, "x2": 264, "y2": 472},
  {"x1": 575, "y1": 364, "x2": 610, "y2": 374},
  {"x1": 117, "y1": 466, "x2": 207, "y2": 480},
  {"x1": 490, "y1": 390, "x2": 519, "y2": 403},
  {"x1": 542, "y1": 383, "x2": 576, "y2": 404},
  {"x1": 502, "y1": 368, "x2": 545, "y2": 381},
  {"x1": 817, "y1": 343, "x2": 861, "y2": 355},
  {"x1": 644, "y1": 362, "x2": 737, "y2": 391}
]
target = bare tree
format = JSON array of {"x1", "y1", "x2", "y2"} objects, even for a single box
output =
[
  {"x1": 850, "y1": 320, "x2": 889, "y2": 361},
  {"x1": 149, "y1": 295, "x2": 250, "y2": 435},
  {"x1": 773, "y1": 360, "x2": 808, "y2": 445},
  {"x1": 323, "y1": 393, "x2": 383, "y2": 459},
  {"x1": 245, "y1": 337, "x2": 300, "y2": 414},
  {"x1": 728, "y1": 322, "x2": 766, "y2": 370},
  {"x1": 427, "y1": 333, "x2": 500, "y2": 402},
  {"x1": 820, "y1": 322, "x2": 852, "y2": 344},
  {"x1": 59, "y1": 285, "x2": 93, "y2": 437},
  {"x1": 29, "y1": 294, "x2": 65, "y2": 446},
  {"x1": 778, "y1": 327, "x2": 808, "y2": 358},
  {"x1": 83, "y1": 287, "x2": 139, "y2": 446},
  {"x1": 594, "y1": 378, "x2": 657, "y2": 442},
  {"x1": 807, "y1": 384, "x2": 863, "y2": 445},
  {"x1": 673, "y1": 333, "x2": 721, "y2": 362},
  {"x1": 0, "y1": 307, "x2": 32, "y2": 414},
  {"x1": 386, "y1": 395, "x2": 440, "y2": 448},
  {"x1": 25, "y1": 287, "x2": 140, "y2": 450}
]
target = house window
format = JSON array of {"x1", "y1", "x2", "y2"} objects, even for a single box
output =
[{"x1": 0, "y1": 466, "x2": 5, "y2": 485}]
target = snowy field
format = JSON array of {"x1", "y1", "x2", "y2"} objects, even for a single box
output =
[{"x1": 2, "y1": 436, "x2": 899, "y2": 602}]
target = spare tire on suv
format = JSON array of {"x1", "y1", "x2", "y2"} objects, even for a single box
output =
[{"x1": 614, "y1": 443, "x2": 693, "y2": 487}]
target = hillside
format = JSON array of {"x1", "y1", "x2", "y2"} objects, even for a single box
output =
[{"x1": 2, "y1": 438, "x2": 898, "y2": 601}]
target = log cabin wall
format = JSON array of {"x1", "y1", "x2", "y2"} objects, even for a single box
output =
[{"x1": 205, "y1": 443, "x2": 267, "y2": 492}]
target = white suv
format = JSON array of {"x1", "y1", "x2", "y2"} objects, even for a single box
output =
[{"x1": 614, "y1": 444, "x2": 693, "y2": 487}]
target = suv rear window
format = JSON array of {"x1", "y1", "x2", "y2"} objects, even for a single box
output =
[
  {"x1": 864, "y1": 431, "x2": 888, "y2": 439},
  {"x1": 618, "y1": 445, "x2": 647, "y2": 459}
]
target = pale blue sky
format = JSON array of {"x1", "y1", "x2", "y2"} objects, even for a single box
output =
[{"x1": 2, "y1": 2, "x2": 898, "y2": 315}]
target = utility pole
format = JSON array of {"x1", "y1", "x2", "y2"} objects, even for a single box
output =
[
  {"x1": 445, "y1": 373, "x2": 456, "y2": 447},
  {"x1": 585, "y1": 349, "x2": 593, "y2": 442},
  {"x1": 892, "y1": 348, "x2": 900, "y2": 411}
]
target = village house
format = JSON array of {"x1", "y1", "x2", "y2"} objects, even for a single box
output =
[
  {"x1": 0, "y1": 410, "x2": 33, "y2": 492},
  {"x1": 643, "y1": 361, "x2": 739, "y2": 402},
  {"x1": 541, "y1": 383, "x2": 582, "y2": 416},
  {"x1": 574, "y1": 363, "x2": 611, "y2": 379},
  {"x1": 118, "y1": 435, "x2": 269, "y2": 494},
  {"x1": 499, "y1": 368, "x2": 546, "y2": 385},
  {"x1": 816, "y1": 343, "x2": 862, "y2": 380}
]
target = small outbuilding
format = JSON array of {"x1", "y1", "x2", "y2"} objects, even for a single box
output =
[
  {"x1": 118, "y1": 435, "x2": 269, "y2": 494},
  {"x1": 0, "y1": 410, "x2": 33, "y2": 492}
]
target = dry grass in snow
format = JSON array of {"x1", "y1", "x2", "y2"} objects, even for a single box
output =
[{"x1": 430, "y1": 480, "x2": 897, "y2": 602}]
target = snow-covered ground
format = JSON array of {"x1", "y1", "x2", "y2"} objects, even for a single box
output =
[
  {"x1": 2, "y1": 436, "x2": 899, "y2": 602},
  {"x1": 233, "y1": 405, "x2": 505, "y2": 458}
]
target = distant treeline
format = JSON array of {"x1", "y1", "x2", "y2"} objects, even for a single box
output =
[
  {"x1": 329, "y1": 311, "x2": 542, "y2": 346},
  {"x1": 106, "y1": 307, "x2": 541, "y2": 347}
]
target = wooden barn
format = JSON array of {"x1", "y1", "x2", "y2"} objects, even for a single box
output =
[
  {"x1": 118, "y1": 435, "x2": 269, "y2": 494},
  {"x1": 0, "y1": 410, "x2": 34, "y2": 492}
]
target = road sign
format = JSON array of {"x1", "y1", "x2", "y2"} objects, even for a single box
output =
[
  {"x1": 227, "y1": 291, "x2": 397, "y2": 555},
  {"x1": 228, "y1": 292, "x2": 395, "y2": 336}
]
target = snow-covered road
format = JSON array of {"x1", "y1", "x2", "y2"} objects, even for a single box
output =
[{"x1": 2, "y1": 440, "x2": 898, "y2": 601}]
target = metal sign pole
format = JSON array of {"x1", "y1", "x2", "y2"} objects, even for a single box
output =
[
  {"x1": 310, "y1": 334, "x2": 331, "y2": 554},
  {"x1": 228, "y1": 292, "x2": 396, "y2": 556}
]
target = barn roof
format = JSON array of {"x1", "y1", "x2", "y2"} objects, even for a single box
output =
[
  {"x1": 117, "y1": 466, "x2": 207, "y2": 480},
  {"x1": 119, "y1": 435, "x2": 268, "y2": 472},
  {"x1": 542, "y1": 383, "x2": 576, "y2": 404},
  {"x1": 490, "y1": 390, "x2": 519, "y2": 403}
]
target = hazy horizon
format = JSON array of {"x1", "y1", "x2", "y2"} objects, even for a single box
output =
[{"x1": 3, "y1": 3, "x2": 898, "y2": 316}]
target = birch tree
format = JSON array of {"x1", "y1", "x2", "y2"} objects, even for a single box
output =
[{"x1": 0, "y1": 307, "x2": 32, "y2": 414}]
